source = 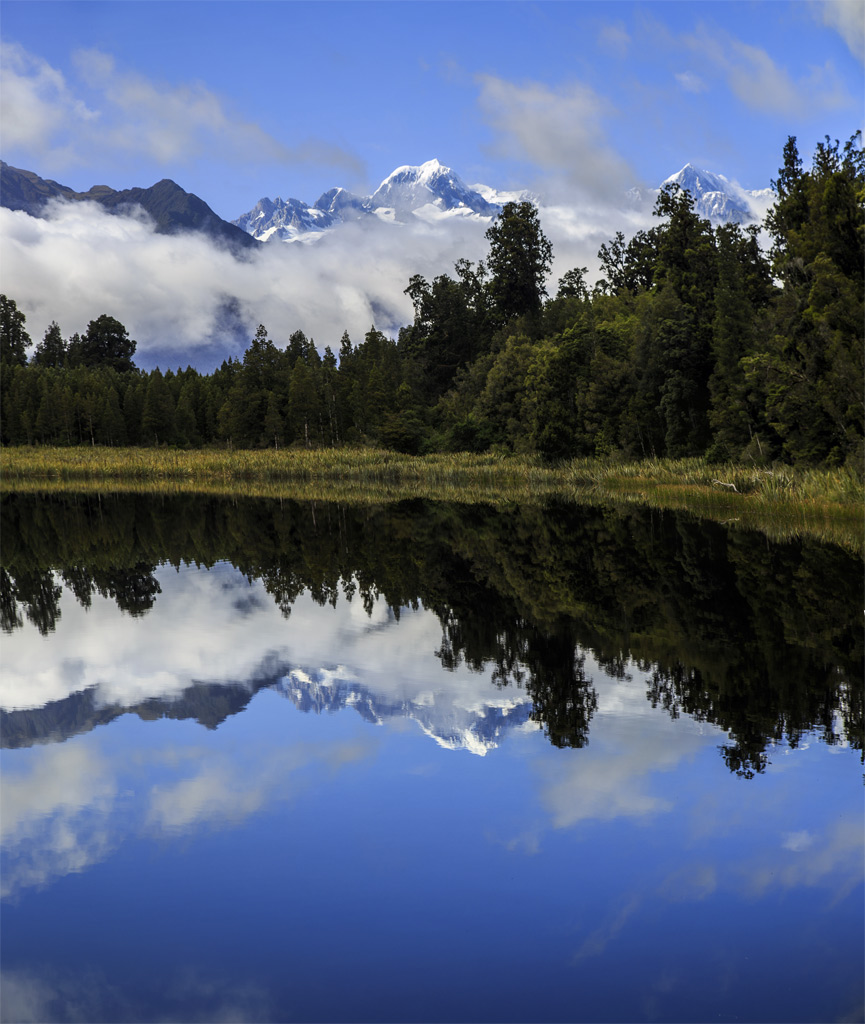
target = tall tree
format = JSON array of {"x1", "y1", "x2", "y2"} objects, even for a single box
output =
[
  {"x1": 485, "y1": 202, "x2": 552, "y2": 323},
  {"x1": 32, "y1": 321, "x2": 67, "y2": 368},
  {"x1": 79, "y1": 315, "x2": 137, "y2": 372},
  {"x1": 0, "y1": 295, "x2": 32, "y2": 367},
  {"x1": 756, "y1": 133, "x2": 865, "y2": 464}
]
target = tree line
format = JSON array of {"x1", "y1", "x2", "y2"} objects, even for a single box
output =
[{"x1": 2, "y1": 133, "x2": 862, "y2": 466}]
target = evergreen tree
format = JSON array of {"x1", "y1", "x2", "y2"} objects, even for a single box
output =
[
  {"x1": 0, "y1": 295, "x2": 32, "y2": 367},
  {"x1": 485, "y1": 202, "x2": 552, "y2": 322},
  {"x1": 141, "y1": 369, "x2": 175, "y2": 444},
  {"x1": 32, "y1": 321, "x2": 67, "y2": 368},
  {"x1": 79, "y1": 315, "x2": 137, "y2": 372}
]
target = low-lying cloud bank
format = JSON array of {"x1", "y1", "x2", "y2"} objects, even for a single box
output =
[{"x1": 1, "y1": 193, "x2": 652, "y2": 370}]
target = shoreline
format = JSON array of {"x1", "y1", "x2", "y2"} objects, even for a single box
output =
[{"x1": 2, "y1": 446, "x2": 862, "y2": 553}]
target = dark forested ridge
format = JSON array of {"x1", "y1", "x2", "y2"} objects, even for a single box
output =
[
  {"x1": 2, "y1": 135, "x2": 862, "y2": 467},
  {"x1": 2, "y1": 491, "x2": 862, "y2": 772}
]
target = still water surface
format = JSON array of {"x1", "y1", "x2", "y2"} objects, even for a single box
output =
[{"x1": 1, "y1": 494, "x2": 862, "y2": 1023}]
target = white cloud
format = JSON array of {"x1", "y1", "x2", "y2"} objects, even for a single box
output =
[
  {"x1": 597, "y1": 21, "x2": 631, "y2": 58},
  {"x1": 684, "y1": 25, "x2": 850, "y2": 115},
  {"x1": 782, "y1": 829, "x2": 816, "y2": 852},
  {"x1": 475, "y1": 73, "x2": 637, "y2": 203},
  {"x1": 0, "y1": 192, "x2": 636, "y2": 366},
  {"x1": 0, "y1": 42, "x2": 361, "y2": 175},
  {"x1": 674, "y1": 70, "x2": 708, "y2": 94},
  {"x1": 812, "y1": 0, "x2": 865, "y2": 63},
  {"x1": 0, "y1": 42, "x2": 98, "y2": 162}
]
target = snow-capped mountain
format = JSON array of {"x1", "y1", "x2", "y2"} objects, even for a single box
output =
[
  {"x1": 232, "y1": 159, "x2": 527, "y2": 243},
  {"x1": 368, "y1": 159, "x2": 499, "y2": 218},
  {"x1": 276, "y1": 667, "x2": 535, "y2": 756},
  {"x1": 233, "y1": 158, "x2": 774, "y2": 244},
  {"x1": 629, "y1": 163, "x2": 774, "y2": 225}
]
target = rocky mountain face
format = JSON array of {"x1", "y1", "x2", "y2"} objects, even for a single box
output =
[
  {"x1": 628, "y1": 163, "x2": 774, "y2": 225},
  {"x1": 232, "y1": 158, "x2": 531, "y2": 243},
  {"x1": 0, "y1": 161, "x2": 257, "y2": 252},
  {"x1": 276, "y1": 668, "x2": 534, "y2": 756},
  {"x1": 234, "y1": 158, "x2": 773, "y2": 244},
  {"x1": 1, "y1": 665, "x2": 535, "y2": 755}
]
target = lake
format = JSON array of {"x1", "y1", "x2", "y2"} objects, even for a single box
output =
[{"x1": 1, "y1": 492, "x2": 862, "y2": 1023}]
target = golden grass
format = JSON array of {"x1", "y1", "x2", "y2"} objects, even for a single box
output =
[{"x1": 2, "y1": 447, "x2": 862, "y2": 552}]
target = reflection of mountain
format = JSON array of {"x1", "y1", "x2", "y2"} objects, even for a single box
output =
[
  {"x1": 277, "y1": 669, "x2": 534, "y2": 755},
  {"x1": 0, "y1": 680, "x2": 263, "y2": 748},
  {"x1": 0, "y1": 663, "x2": 533, "y2": 755}
]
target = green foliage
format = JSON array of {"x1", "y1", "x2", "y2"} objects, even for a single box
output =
[
  {"x1": 0, "y1": 295, "x2": 31, "y2": 367},
  {"x1": 74, "y1": 314, "x2": 137, "y2": 372},
  {"x1": 485, "y1": 201, "x2": 552, "y2": 322},
  {"x1": 31, "y1": 321, "x2": 67, "y2": 368}
]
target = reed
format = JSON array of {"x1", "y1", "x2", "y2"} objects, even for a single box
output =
[{"x1": 2, "y1": 446, "x2": 862, "y2": 552}]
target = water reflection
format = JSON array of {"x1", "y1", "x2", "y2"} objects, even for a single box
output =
[
  {"x1": 2, "y1": 492, "x2": 861, "y2": 773},
  {"x1": 1, "y1": 492, "x2": 862, "y2": 1023}
]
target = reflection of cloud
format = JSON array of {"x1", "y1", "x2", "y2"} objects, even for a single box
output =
[
  {"x1": 1, "y1": 733, "x2": 375, "y2": 897},
  {"x1": 0, "y1": 745, "x2": 117, "y2": 899},
  {"x1": 659, "y1": 862, "x2": 718, "y2": 901},
  {"x1": 782, "y1": 829, "x2": 815, "y2": 852},
  {"x1": 537, "y1": 673, "x2": 705, "y2": 829},
  {"x1": 0, "y1": 569, "x2": 528, "y2": 717},
  {"x1": 0, "y1": 966, "x2": 273, "y2": 1023},
  {"x1": 573, "y1": 895, "x2": 641, "y2": 960},
  {"x1": 748, "y1": 818, "x2": 864, "y2": 897},
  {"x1": 0, "y1": 41, "x2": 361, "y2": 174},
  {"x1": 146, "y1": 741, "x2": 370, "y2": 834}
]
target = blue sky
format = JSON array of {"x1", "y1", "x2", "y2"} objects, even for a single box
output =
[
  {"x1": 1, "y1": 1, "x2": 863, "y2": 365},
  {"x1": 3, "y1": 0, "x2": 863, "y2": 218}
]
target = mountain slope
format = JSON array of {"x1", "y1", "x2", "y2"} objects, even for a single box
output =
[{"x1": 0, "y1": 162, "x2": 257, "y2": 251}]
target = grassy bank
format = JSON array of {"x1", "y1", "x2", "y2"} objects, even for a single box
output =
[{"x1": 2, "y1": 446, "x2": 862, "y2": 552}]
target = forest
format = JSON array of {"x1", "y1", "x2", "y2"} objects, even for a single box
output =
[{"x1": 1, "y1": 134, "x2": 862, "y2": 468}]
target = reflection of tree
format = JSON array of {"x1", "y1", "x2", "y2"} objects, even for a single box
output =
[
  {"x1": 1, "y1": 568, "x2": 62, "y2": 635},
  {"x1": 1, "y1": 492, "x2": 861, "y2": 770},
  {"x1": 60, "y1": 566, "x2": 161, "y2": 617}
]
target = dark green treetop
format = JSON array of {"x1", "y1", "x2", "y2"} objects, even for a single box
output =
[
  {"x1": 0, "y1": 295, "x2": 32, "y2": 367},
  {"x1": 485, "y1": 201, "x2": 552, "y2": 322}
]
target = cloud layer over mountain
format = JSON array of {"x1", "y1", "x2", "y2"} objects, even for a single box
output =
[{"x1": 0, "y1": 186, "x2": 651, "y2": 368}]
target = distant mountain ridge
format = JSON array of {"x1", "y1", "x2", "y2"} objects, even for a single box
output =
[
  {"x1": 628, "y1": 163, "x2": 774, "y2": 225},
  {"x1": 232, "y1": 158, "x2": 534, "y2": 243},
  {"x1": 235, "y1": 158, "x2": 773, "y2": 244},
  {"x1": 0, "y1": 161, "x2": 257, "y2": 252},
  {"x1": 0, "y1": 158, "x2": 774, "y2": 256},
  {"x1": 0, "y1": 665, "x2": 534, "y2": 755}
]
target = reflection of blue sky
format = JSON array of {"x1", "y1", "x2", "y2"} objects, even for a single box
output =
[{"x1": 1, "y1": 564, "x2": 862, "y2": 1022}]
